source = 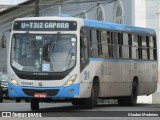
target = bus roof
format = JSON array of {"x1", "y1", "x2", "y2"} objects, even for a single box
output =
[
  {"x1": 84, "y1": 19, "x2": 156, "y2": 36},
  {"x1": 13, "y1": 16, "x2": 82, "y2": 22},
  {"x1": 13, "y1": 16, "x2": 156, "y2": 36}
]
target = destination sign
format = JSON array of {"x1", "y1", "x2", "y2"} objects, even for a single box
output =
[{"x1": 13, "y1": 20, "x2": 77, "y2": 31}]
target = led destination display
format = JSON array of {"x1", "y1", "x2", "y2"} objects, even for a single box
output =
[{"x1": 13, "y1": 20, "x2": 77, "y2": 31}]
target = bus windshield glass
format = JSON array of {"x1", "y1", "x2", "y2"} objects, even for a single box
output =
[{"x1": 11, "y1": 33, "x2": 77, "y2": 72}]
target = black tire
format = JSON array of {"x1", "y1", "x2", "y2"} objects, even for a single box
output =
[
  {"x1": 25, "y1": 98, "x2": 30, "y2": 103},
  {"x1": 71, "y1": 99, "x2": 85, "y2": 106},
  {"x1": 118, "y1": 97, "x2": 126, "y2": 106},
  {"x1": 118, "y1": 81, "x2": 138, "y2": 106},
  {"x1": 31, "y1": 98, "x2": 39, "y2": 110},
  {"x1": 0, "y1": 98, "x2": 3, "y2": 103},
  {"x1": 85, "y1": 81, "x2": 99, "y2": 109},
  {"x1": 16, "y1": 98, "x2": 21, "y2": 103},
  {"x1": 127, "y1": 81, "x2": 138, "y2": 106}
]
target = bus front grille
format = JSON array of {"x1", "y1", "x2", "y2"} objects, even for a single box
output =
[{"x1": 22, "y1": 88, "x2": 59, "y2": 97}]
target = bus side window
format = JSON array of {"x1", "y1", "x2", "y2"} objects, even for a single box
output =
[
  {"x1": 80, "y1": 30, "x2": 88, "y2": 61},
  {"x1": 149, "y1": 36, "x2": 157, "y2": 60},
  {"x1": 112, "y1": 32, "x2": 119, "y2": 59},
  {"x1": 97, "y1": 30, "x2": 102, "y2": 57},
  {"x1": 108, "y1": 31, "x2": 113, "y2": 58},
  {"x1": 101, "y1": 31, "x2": 108, "y2": 58},
  {"x1": 153, "y1": 37, "x2": 157, "y2": 60},
  {"x1": 138, "y1": 35, "x2": 142, "y2": 59},
  {"x1": 128, "y1": 34, "x2": 132, "y2": 59},
  {"x1": 132, "y1": 35, "x2": 138, "y2": 59},
  {"x1": 146, "y1": 36, "x2": 150, "y2": 60},
  {"x1": 142, "y1": 36, "x2": 148, "y2": 60},
  {"x1": 91, "y1": 29, "x2": 98, "y2": 57},
  {"x1": 118, "y1": 33, "x2": 123, "y2": 58},
  {"x1": 122, "y1": 33, "x2": 129, "y2": 59}
]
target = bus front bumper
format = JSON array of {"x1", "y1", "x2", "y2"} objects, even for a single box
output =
[{"x1": 8, "y1": 83, "x2": 80, "y2": 98}]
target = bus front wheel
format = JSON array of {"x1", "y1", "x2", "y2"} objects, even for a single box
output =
[
  {"x1": 71, "y1": 99, "x2": 85, "y2": 106},
  {"x1": 16, "y1": 98, "x2": 21, "y2": 103},
  {"x1": 31, "y1": 98, "x2": 39, "y2": 110},
  {"x1": 85, "y1": 81, "x2": 99, "y2": 109}
]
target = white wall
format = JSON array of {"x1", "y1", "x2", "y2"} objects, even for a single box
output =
[{"x1": 134, "y1": 0, "x2": 146, "y2": 27}]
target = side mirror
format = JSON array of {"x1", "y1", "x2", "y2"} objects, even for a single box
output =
[{"x1": 1, "y1": 34, "x2": 6, "y2": 48}]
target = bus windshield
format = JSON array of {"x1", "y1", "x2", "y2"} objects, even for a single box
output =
[{"x1": 11, "y1": 33, "x2": 77, "y2": 72}]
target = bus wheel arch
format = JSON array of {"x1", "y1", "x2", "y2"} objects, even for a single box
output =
[
  {"x1": 127, "y1": 76, "x2": 139, "y2": 106},
  {"x1": 130, "y1": 76, "x2": 139, "y2": 105},
  {"x1": 93, "y1": 76, "x2": 100, "y2": 95},
  {"x1": 133, "y1": 76, "x2": 139, "y2": 87},
  {"x1": 85, "y1": 76, "x2": 100, "y2": 109},
  {"x1": 118, "y1": 76, "x2": 139, "y2": 106}
]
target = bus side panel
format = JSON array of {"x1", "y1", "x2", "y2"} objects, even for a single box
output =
[
  {"x1": 80, "y1": 59, "x2": 123, "y2": 98},
  {"x1": 100, "y1": 60, "x2": 122, "y2": 97},
  {"x1": 121, "y1": 61, "x2": 133, "y2": 96},
  {"x1": 78, "y1": 60, "x2": 157, "y2": 98},
  {"x1": 79, "y1": 61, "x2": 98, "y2": 98},
  {"x1": 149, "y1": 62, "x2": 158, "y2": 94},
  {"x1": 80, "y1": 58, "x2": 123, "y2": 97}
]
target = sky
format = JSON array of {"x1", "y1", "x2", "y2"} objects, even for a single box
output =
[{"x1": 0, "y1": 0, "x2": 27, "y2": 5}]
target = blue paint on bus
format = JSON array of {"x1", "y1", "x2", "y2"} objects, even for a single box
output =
[
  {"x1": 84, "y1": 19, "x2": 156, "y2": 35},
  {"x1": 8, "y1": 83, "x2": 80, "y2": 98},
  {"x1": 89, "y1": 58, "x2": 157, "y2": 63}
]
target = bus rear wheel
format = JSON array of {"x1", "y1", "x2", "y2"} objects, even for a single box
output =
[
  {"x1": 118, "y1": 81, "x2": 138, "y2": 106},
  {"x1": 127, "y1": 81, "x2": 138, "y2": 106},
  {"x1": 31, "y1": 98, "x2": 39, "y2": 110}
]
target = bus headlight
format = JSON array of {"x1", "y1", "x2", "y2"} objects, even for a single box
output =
[
  {"x1": 64, "y1": 75, "x2": 77, "y2": 87},
  {"x1": 11, "y1": 79, "x2": 18, "y2": 85}
]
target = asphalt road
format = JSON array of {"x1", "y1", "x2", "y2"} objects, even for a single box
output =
[{"x1": 0, "y1": 100, "x2": 160, "y2": 120}]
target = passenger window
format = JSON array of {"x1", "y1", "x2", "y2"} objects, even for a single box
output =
[
  {"x1": 128, "y1": 34, "x2": 132, "y2": 59},
  {"x1": 91, "y1": 30, "x2": 98, "y2": 57},
  {"x1": 118, "y1": 33, "x2": 123, "y2": 58},
  {"x1": 138, "y1": 35, "x2": 142, "y2": 59},
  {"x1": 97, "y1": 30, "x2": 102, "y2": 57},
  {"x1": 112, "y1": 32, "x2": 119, "y2": 59},
  {"x1": 149, "y1": 36, "x2": 157, "y2": 60},
  {"x1": 132, "y1": 35, "x2": 138, "y2": 59},
  {"x1": 107, "y1": 32, "x2": 113, "y2": 58},
  {"x1": 80, "y1": 30, "x2": 88, "y2": 60},
  {"x1": 142, "y1": 36, "x2": 148, "y2": 60},
  {"x1": 122, "y1": 33, "x2": 129, "y2": 59},
  {"x1": 101, "y1": 31, "x2": 109, "y2": 58},
  {"x1": 80, "y1": 28, "x2": 89, "y2": 72}
]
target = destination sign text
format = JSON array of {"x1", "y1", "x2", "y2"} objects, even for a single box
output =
[{"x1": 13, "y1": 20, "x2": 77, "y2": 31}]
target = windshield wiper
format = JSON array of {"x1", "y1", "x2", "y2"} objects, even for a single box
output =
[
  {"x1": 26, "y1": 31, "x2": 37, "y2": 51},
  {"x1": 49, "y1": 32, "x2": 60, "y2": 53}
]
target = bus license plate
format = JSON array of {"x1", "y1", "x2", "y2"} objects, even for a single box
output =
[{"x1": 34, "y1": 93, "x2": 47, "y2": 98}]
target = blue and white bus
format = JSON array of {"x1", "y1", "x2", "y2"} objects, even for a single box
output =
[{"x1": 6, "y1": 16, "x2": 157, "y2": 110}]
